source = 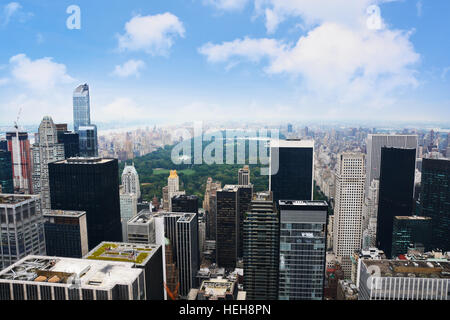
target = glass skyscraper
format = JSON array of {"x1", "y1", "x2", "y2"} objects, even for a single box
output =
[
  {"x1": 0, "y1": 150, "x2": 14, "y2": 194},
  {"x1": 420, "y1": 158, "x2": 450, "y2": 251},
  {"x1": 78, "y1": 125, "x2": 98, "y2": 157},
  {"x1": 391, "y1": 216, "x2": 432, "y2": 257},
  {"x1": 73, "y1": 83, "x2": 91, "y2": 132},
  {"x1": 278, "y1": 200, "x2": 328, "y2": 300},
  {"x1": 269, "y1": 139, "x2": 314, "y2": 205},
  {"x1": 376, "y1": 147, "x2": 416, "y2": 258}
]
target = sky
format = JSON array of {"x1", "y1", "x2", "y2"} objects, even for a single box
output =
[{"x1": 0, "y1": 0, "x2": 449, "y2": 127}]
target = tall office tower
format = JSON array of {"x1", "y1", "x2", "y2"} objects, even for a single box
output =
[
  {"x1": 122, "y1": 163, "x2": 141, "y2": 199},
  {"x1": 238, "y1": 165, "x2": 250, "y2": 185},
  {"x1": 164, "y1": 170, "x2": 185, "y2": 211},
  {"x1": 56, "y1": 124, "x2": 80, "y2": 158},
  {"x1": 0, "y1": 150, "x2": 14, "y2": 194},
  {"x1": 0, "y1": 255, "x2": 146, "y2": 300},
  {"x1": 362, "y1": 179, "x2": 379, "y2": 249},
  {"x1": 366, "y1": 134, "x2": 418, "y2": 196},
  {"x1": 333, "y1": 152, "x2": 365, "y2": 278},
  {"x1": 0, "y1": 194, "x2": 46, "y2": 270},
  {"x1": 48, "y1": 158, "x2": 122, "y2": 250},
  {"x1": 243, "y1": 192, "x2": 279, "y2": 300},
  {"x1": 376, "y1": 147, "x2": 416, "y2": 258},
  {"x1": 78, "y1": 125, "x2": 98, "y2": 157},
  {"x1": 43, "y1": 209, "x2": 89, "y2": 258},
  {"x1": 391, "y1": 216, "x2": 432, "y2": 257},
  {"x1": 172, "y1": 195, "x2": 199, "y2": 214},
  {"x1": 85, "y1": 242, "x2": 164, "y2": 300},
  {"x1": 73, "y1": 83, "x2": 91, "y2": 132},
  {"x1": 358, "y1": 259, "x2": 450, "y2": 300},
  {"x1": 216, "y1": 185, "x2": 253, "y2": 268},
  {"x1": 162, "y1": 186, "x2": 169, "y2": 211},
  {"x1": 31, "y1": 116, "x2": 65, "y2": 210},
  {"x1": 6, "y1": 131, "x2": 33, "y2": 193},
  {"x1": 154, "y1": 212, "x2": 199, "y2": 298},
  {"x1": 420, "y1": 158, "x2": 450, "y2": 251},
  {"x1": 127, "y1": 210, "x2": 155, "y2": 244},
  {"x1": 203, "y1": 177, "x2": 221, "y2": 241},
  {"x1": 278, "y1": 200, "x2": 328, "y2": 300},
  {"x1": 164, "y1": 239, "x2": 179, "y2": 300},
  {"x1": 119, "y1": 191, "x2": 138, "y2": 241},
  {"x1": 269, "y1": 139, "x2": 314, "y2": 205}
]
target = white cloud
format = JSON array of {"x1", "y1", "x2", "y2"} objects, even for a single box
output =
[
  {"x1": 112, "y1": 59, "x2": 146, "y2": 78},
  {"x1": 2, "y1": 2, "x2": 21, "y2": 26},
  {"x1": 117, "y1": 13, "x2": 185, "y2": 56},
  {"x1": 199, "y1": 21, "x2": 419, "y2": 110},
  {"x1": 204, "y1": 0, "x2": 250, "y2": 11},
  {"x1": 416, "y1": 1, "x2": 423, "y2": 17},
  {"x1": 9, "y1": 54, "x2": 75, "y2": 91}
]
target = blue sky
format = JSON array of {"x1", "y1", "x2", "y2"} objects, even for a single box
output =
[{"x1": 0, "y1": 0, "x2": 449, "y2": 126}]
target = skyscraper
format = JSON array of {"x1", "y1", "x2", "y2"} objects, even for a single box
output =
[
  {"x1": 122, "y1": 163, "x2": 141, "y2": 200},
  {"x1": 269, "y1": 139, "x2": 314, "y2": 205},
  {"x1": 73, "y1": 83, "x2": 91, "y2": 132},
  {"x1": 203, "y1": 178, "x2": 221, "y2": 241},
  {"x1": 243, "y1": 192, "x2": 279, "y2": 300},
  {"x1": 216, "y1": 184, "x2": 253, "y2": 268},
  {"x1": 31, "y1": 116, "x2": 65, "y2": 210},
  {"x1": 333, "y1": 153, "x2": 365, "y2": 278},
  {"x1": 376, "y1": 147, "x2": 416, "y2": 257},
  {"x1": 420, "y1": 158, "x2": 450, "y2": 251},
  {"x1": 48, "y1": 158, "x2": 123, "y2": 249},
  {"x1": 164, "y1": 170, "x2": 185, "y2": 211},
  {"x1": 366, "y1": 134, "x2": 418, "y2": 196},
  {"x1": 78, "y1": 125, "x2": 98, "y2": 157},
  {"x1": 171, "y1": 195, "x2": 199, "y2": 214},
  {"x1": 391, "y1": 216, "x2": 432, "y2": 257},
  {"x1": 43, "y1": 209, "x2": 89, "y2": 258},
  {"x1": 0, "y1": 194, "x2": 46, "y2": 270},
  {"x1": 238, "y1": 165, "x2": 250, "y2": 185},
  {"x1": 56, "y1": 124, "x2": 80, "y2": 158},
  {"x1": 278, "y1": 200, "x2": 328, "y2": 300},
  {"x1": 6, "y1": 131, "x2": 33, "y2": 193},
  {"x1": 0, "y1": 150, "x2": 14, "y2": 194},
  {"x1": 362, "y1": 179, "x2": 379, "y2": 249}
]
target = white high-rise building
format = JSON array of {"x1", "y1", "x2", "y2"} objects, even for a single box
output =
[
  {"x1": 366, "y1": 134, "x2": 418, "y2": 195},
  {"x1": 166, "y1": 170, "x2": 185, "y2": 211},
  {"x1": 120, "y1": 191, "x2": 138, "y2": 242},
  {"x1": 122, "y1": 163, "x2": 141, "y2": 199},
  {"x1": 333, "y1": 153, "x2": 366, "y2": 278},
  {"x1": 31, "y1": 116, "x2": 65, "y2": 210},
  {"x1": 238, "y1": 165, "x2": 250, "y2": 185}
]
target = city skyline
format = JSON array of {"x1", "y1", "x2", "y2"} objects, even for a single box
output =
[{"x1": 0, "y1": 0, "x2": 449, "y2": 126}]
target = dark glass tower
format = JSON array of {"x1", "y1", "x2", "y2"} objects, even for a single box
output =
[
  {"x1": 243, "y1": 192, "x2": 279, "y2": 300},
  {"x1": 270, "y1": 140, "x2": 314, "y2": 205},
  {"x1": 48, "y1": 158, "x2": 122, "y2": 249},
  {"x1": 376, "y1": 147, "x2": 416, "y2": 258},
  {"x1": 391, "y1": 216, "x2": 432, "y2": 257},
  {"x1": 171, "y1": 195, "x2": 199, "y2": 214},
  {"x1": 420, "y1": 158, "x2": 450, "y2": 251},
  {"x1": 216, "y1": 186, "x2": 238, "y2": 268},
  {"x1": 278, "y1": 200, "x2": 328, "y2": 300},
  {"x1": 0, "y1": 150, "x2": 14, "y2": 194}
]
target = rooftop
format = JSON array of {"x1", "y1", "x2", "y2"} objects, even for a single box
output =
[
  {"x1": 199, "y1": 278, "x2": 235, "y2": 297},
  {"x1": 128, "y1": 211, "x2": 153, "y2": 225},
  {"x1": 279, "y1": 200, "x2": 328, "y2": 207},
  {"x1": 85, "y1": 242, "x2": 160, "y2": 266},
  {"x1": 395, "y1": 215, "x2": 432, "y2": 221},
  {"x1": 53, "y1": 157, "x2": 113, "y2": 165},
  {"x1": 0, "y1": 194, "x2": 38, "y2": 205},
  {"x1": 270, "y1": 139, "x2": 314, "y2": 149},
  {"x1": 0, "y1": 255, "x2": 141, "y2": 290},
  {"x1": 362, "y1": 259, "x2": 450, "y2": 279},
  {"x1": 42, "y1": 209, "x2": 86, "y2": 218}
]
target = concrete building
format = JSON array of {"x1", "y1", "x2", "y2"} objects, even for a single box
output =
[
  {"x1": 43, "y1": 209, "x2": 88, "y2": 258},
  {"x1": 0, "y1": 194, "x2": 46, "y2": 270},
  {"x1": 333, "y1": 153, "x2": 366, "y2": 278},
  {"x1": 127, "y1": 210, "x2": 155, "y2": 244},
  {"x1": 188, "y1": 278, "x2": 246, "y2": 300},
  {"x1": 0, "y1": 255, "x2": 145, "y2": 300},
  {"x1": 358, "y1": 259, "x2": 450, "y2": 300},
  {"x1": 119, "y1": 191, "x2": 138, "y2": 242},
  {"x1": 238, "y1": 165, "x2": 250, "y2": 185},
  {"x1": 121, "y1": 163, "x2": 141, "y2": 200},
  {"x1": 85, "y1": 242, "x2": 164, "y2": 300}
]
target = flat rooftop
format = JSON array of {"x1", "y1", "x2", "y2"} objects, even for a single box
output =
[
  {"x1": 0, "y1": 194, "x2": 38, "y2": 205},
  {"x1": 279, "y1": 200, "x2": 328, "y2": 207},
  {"x1": 128, "y1": 211, "x2": 153, "y2": 224},
  {"x1": 395, "y1": 215, "x2": 432, "y2": 221},
  {"x1": 43, "y1": 209, "x2": 86, "y2": 218},
  {"x1": 363, "y1": 260, "x2": 450, "y2": 279},
  {"x1": 53, "y1": 157, "x2": 113, "y2": 165},
  {"x1": 270, "y1": 139, "x2": 314, "y2": 148},
  {"x1": 199, "y1": 278, "x2": 235, "y2": 296},
  {"x1": 0, "y1": 255, "x2": 141, "y2": 289},
  {"x1": 85, "y1": 242, "x2": 160, "y2": 266}
]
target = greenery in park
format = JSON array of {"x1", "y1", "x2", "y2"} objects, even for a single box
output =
[{"x1": 119, "y1": 134, "x2": 330, "y2": 209}]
